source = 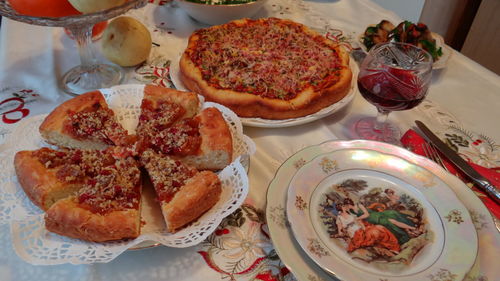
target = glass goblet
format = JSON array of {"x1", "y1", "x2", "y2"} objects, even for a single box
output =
[
  {"x1": 0, "y1": 0, "x2": 147, "y2": 96},
  {"x1": 355, "y1": 42, "x2": 433, "y2": 144}
]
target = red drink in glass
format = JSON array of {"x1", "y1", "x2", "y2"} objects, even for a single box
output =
[
  {"x1": 354, "y1": 42, "x2": 433, "y2": 144},
  {"x1": 358, "y1": 68, "x2": 427, "y2": 111}
]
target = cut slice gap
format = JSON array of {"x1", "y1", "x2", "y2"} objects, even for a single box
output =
[{"x1": 140, "y1": 149, "x2": 221, "y2": 232}]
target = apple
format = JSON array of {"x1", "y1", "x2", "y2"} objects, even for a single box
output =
[
  {"x1": 101, "y1": 16, "x2": 152, "y2": 67},
  {"x1": 68, "y1": 0, "x2": 127, "y2": 14}
]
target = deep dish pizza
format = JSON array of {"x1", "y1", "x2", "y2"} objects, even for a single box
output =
[
  {"x1": 179, "y1": 17, "x2": 352, "y2": 120},
  {"x1": 14, "y1": 85, "x2": 233, "y2": 242}
]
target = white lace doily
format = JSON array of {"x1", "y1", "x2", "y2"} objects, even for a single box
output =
[{"x1": 0, "y1": 84, "x2": 256, "y2": 265}]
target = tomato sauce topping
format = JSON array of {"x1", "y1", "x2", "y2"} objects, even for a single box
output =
[{"x1": 188, "y1": 18, "x2": 343, "y2": 100}]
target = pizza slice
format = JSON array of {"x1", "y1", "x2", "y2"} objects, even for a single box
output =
[
  {"x1": 136, "y1": 85, "x2": 200, "y2": 136},
  {"x1": 14, "y1": 147, "x2": 115, "y2": 211},
  {"x1": 135, "y1": 85, "x2": 231, "y2": 170},
  {"x1": 140, "y1": 149, "x2": 221, "y2": 232},
  {"x1": 45, "y1": 154, "x2": 142, "y2": 242},
  {"x1": 15, "y1": 147, "x2": 143, "y2": 242},
  {"x1": 136, "y1": 85, "x2": 199, "y2": 153},
  {"x1": 145, "y1": 107, "x2": 233, "y2": 171},
  {"x1": 40, "y1": 91, "x2": 134, "y2": 150}
]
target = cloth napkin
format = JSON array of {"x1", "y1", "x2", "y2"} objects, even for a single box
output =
[{"x1": 401, "y1": 129, "x2": 500, "y2": 219}]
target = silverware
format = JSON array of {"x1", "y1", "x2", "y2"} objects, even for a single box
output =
[
  {"x1": 421, "y1": 142, "x2": 449, "y2": 172},
  {"x1": 415, "y1": 120, "x2": 500, "y2": 205}
]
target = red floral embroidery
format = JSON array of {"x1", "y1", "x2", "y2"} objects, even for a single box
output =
[{"x1": 0, "y1": 89, "x2": 36, "y2": 124}]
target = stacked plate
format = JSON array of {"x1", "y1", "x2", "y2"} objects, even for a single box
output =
[{"x1": 266, "y1": 140, "x2": 498, "y2": 281}]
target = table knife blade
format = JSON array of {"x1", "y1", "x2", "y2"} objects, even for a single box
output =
[{"x1": 415, "y1": 120, "x2": 500, "y2": 205}]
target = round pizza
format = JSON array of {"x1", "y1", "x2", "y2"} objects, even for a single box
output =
[{"x1": 179, "y1": 17, "x2": 353, "y2": 120}]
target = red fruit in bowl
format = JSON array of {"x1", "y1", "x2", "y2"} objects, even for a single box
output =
[{"x1": 8, "y1": 0, "x2": 81, "y2": 17}]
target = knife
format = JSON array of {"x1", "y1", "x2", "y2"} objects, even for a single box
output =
[{"x1": 415, "y1": 120, "x2": 500, "y2": 205}]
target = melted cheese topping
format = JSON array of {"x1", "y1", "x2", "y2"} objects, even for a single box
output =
[{"x1": 188, "y1": 18, "x2": 343, "y2": 100}]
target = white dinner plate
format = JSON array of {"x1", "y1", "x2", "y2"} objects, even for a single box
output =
[
  {"x1": 169, "y1": 53, "x2": 357, "y2": 128},
  {"x1": 266, "y1": 140, "x2": 498, "y2": 281}
]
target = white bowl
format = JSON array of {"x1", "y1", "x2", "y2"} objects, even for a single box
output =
[{"x1": 175, "y1": 0, "x2": 267, "y2": 26}]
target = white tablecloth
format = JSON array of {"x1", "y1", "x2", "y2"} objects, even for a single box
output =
[{"x1": 0, "y1": 0, "x2": 499, "y2": 280}]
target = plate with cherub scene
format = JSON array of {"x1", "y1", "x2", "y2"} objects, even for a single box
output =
[{"x1": 286, "y1": 148, "x2": 477, "y2": 281}]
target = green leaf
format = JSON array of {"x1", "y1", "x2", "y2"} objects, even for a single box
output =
[{"x1": 366, "y1": 26, "x2": 378, "y2": 34}]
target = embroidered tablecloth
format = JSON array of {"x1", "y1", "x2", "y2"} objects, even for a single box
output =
[{"x1": 0, "y1": 0, "x2": 499, "y2": 280}]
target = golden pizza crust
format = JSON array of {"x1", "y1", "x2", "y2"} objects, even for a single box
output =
[
  {"x1": 45, "y1": 197, "x2": 141, "y2": 242},
  {"x1": 39, "y1": 91, "x2": 131, "y2": 149},
  {"x1": 161, "y1": 171, "x2": 221, "y2": 232},
  {"x1": 14, "y1": 150, "x2": 82, "y2": 211},
  {"x1": 181, "y1": 107, "x2": 233, "y2": 170},
  {"x1": 179, "y1": 18, "x2": 353, "y2": 120},
  {"x1": 143, "y1": 85, "x2": 200, "y2": 119}
]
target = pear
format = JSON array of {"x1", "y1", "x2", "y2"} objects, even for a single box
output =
[
  {"x1": 68, "y1": 0, "x2": 127, "y2": 14},
  {"x1": 101, "y1": 16, "x2": 152, "y2": 67}
]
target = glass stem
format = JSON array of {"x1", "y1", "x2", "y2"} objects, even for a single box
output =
[
  {"x1": 67, "y1": 24, "x2": 97, "y2": 71},
  {"x1": 374, "y1": 108, "x2": 391, "y2": 132}
]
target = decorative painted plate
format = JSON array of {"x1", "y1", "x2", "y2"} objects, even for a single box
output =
[
  {"x1": 286, "y1": 148, "x2": 477, "y2": 280},
  {"x1": 265, "y1": 140, "x2": 496, "y2": 281},
  {"x1": 169, "y1": 54, "x2": 357, "y2": 128}
]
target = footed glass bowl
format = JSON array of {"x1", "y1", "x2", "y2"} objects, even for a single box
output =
[{"x1": 0, "y1": 0, "x2": 148, "y2": 96}]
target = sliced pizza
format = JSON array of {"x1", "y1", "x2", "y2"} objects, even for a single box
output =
[
  {"x1": 136, "y1": 86, "x2": 232, "y2": 170},
  {"x1": 45, "y1": 153, "x2": 142, "y2": 242},
  {"x1": 176, "y1": 107, "x2": 233, "y2": 170},
  {"x1": 14, "y1": 147, "x2": 115, "y2": 211},
  {"x1": 39, "y1": 91, "x2": 134, "y2": 150},
  {"x1": 15, "y1": 147, "x2": 142, "y2": 242},
  {"x1": 136, "y1": 85, "x2": 200, "y2": 137},
  {"x1": 140, "y1": 149, "x2": 221, "y2": 232}
]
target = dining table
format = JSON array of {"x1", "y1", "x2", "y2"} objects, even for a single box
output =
[{"x1": 0, "y1": 0, "x2": 499, "y2": 280}]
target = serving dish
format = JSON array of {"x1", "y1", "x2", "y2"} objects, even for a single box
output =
[
  {"x1": 170, "y1": 55, "x2": 358, "y2": 128},
  {"x1": 357, "y1": 31, "x2": 452, "y2": 69},
  {"x1": 175, "y1": 0, "x2": 268, "y2": 26},
  {"x1": 0, "y1": 0, "x2": 149, "y2": 95},
  {"x1": 0, "y1": 84, "x2": 256, "y2": 265},
  {"x1": 266, "y1": 140, "x2": 498, "y2": 281}
]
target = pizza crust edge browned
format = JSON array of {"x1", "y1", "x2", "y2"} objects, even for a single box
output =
[
  {"x1": 179, "y1": 18, "x2": 353, "y2": 120},
  {"x1": 45, "y1": 197, "x2": 141, "y2": 242}
]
